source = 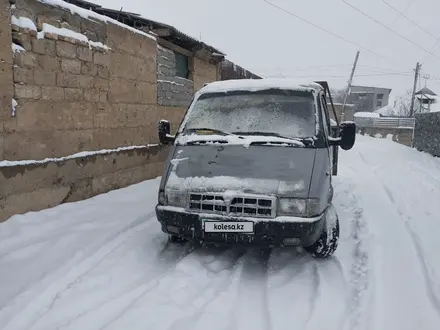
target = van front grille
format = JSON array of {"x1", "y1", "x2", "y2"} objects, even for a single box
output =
[{"x1": 188, "y1": 193, "x2": 276, "y2": 218}]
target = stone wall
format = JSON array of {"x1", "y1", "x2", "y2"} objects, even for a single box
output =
[
  {"x1": 0, "y1": 0, "x2": 13, "y2": 160},
  {"x1": 156, "y1": 45, "x2": 193, "y2": 107},
  {"x1": 5, "y1": 0, "x2": 158, "y2": 161},
  {"x1": 193, "y1": 57, "x2": 219, "y2": 92},
  {"x1": 413, "y1": 112, "x2": 440, "y2": 157},
  {"x1": 357, "y1": 127, "x2": 413, "y2": 147},
  {"x1": 0, "y1": 145, "x2": 169, "y2": 221},
  {"x1": 0, "y1": 0, "x2": 218, "y2": 221},
  {"x1": 220, "y1": 59, "x2": 261, "y2": 80}
]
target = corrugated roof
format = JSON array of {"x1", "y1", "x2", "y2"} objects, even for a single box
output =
[
  {"x1": 63, "y1": 0, "x2": 225, "y2": 56},
  {"x1": 415, "y1": 87, "x2": 437, "y2": 96}
]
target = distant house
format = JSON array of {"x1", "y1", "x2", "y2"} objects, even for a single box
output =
[
  {"x1": 347, "y1": 85, "x2": 392, "y2": 112},
  {"x1": 415, "y1": 87, "x2": 440, "y2": 113}
]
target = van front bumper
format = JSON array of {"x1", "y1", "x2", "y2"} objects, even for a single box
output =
[{"x1": 155, "y1": 205, "x2": 326, "y2": 247}]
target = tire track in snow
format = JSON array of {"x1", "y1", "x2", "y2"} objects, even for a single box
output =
[
  {"x1": 53, "y1": 234, "x2": 194, "y2": 330},
  {"x1": 337, "y1": 180, "x2": 372, "y2": 330},
  {"x1": 377, "y1": 177, "x2": 440, "y2": 321},
  {"x1": 95, "y1": 242, "x2": 198, "y2": 330},
  {"x1": 403, "y1": 222, "x2": 440, "y2": 318},
  {"x1": 162, "y1": 248, "x2": 248, "y2": 330},
  {"x1": 1, "y1": 212, "x2": 157, "y2": 330},
  {"x1": 226, "y1": 248, "x2": 272, "y2": 330},
  {"x1": 305, "y1": 261, "x2": 321, "y2": 324}
]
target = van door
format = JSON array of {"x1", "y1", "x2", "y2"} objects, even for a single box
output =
[{"x1": 319, "y1": 95, "x2": 333, "y2": 178}]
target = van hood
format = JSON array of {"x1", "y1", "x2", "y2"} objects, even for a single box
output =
[{"x1": 164, "y1": 145, "x2": 316, "y2": 197}]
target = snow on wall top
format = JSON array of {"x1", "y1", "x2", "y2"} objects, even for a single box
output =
[
  {"x1": 198, "y1": 78, "x2": 324, "y2": 95},
  {"x1": 354, "y1": 112, "x2": 381, "y2": 118},
  {"x1": 0, "y1": 145, "x2": 159, "y2": 167},
  {"x1": 37, "y1": 0, "x2": 156, "y2": 40}
]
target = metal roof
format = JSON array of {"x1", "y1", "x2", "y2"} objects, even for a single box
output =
[
  {"x1": 415, "y1": 87, "x2": 437, "y2": 96},
  {"x1": 63, "y1": 0, "x2": 225, "y2": 56}
]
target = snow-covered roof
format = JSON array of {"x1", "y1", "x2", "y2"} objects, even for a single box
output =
[
  {"x1": 354, "y1": 112, "x2": 380, "y2": 118},
  {"x1": 199, "y1": 78, "x2": 324, "y2": 95},
  {"x1": 52, "y1": 0, "x2": 225, "y2": 56},
  {"x1": 38, "y1": 0, "x2": 156, "y2": 40},
  {"x1": 415, "y1": 87, "x2": 437, "y2": 96},
  {"x1": 374, "y1": 105, "x2": 396, "y2": 116}
]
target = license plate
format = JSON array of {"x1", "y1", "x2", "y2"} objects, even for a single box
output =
[{"x1": 203, "y1": 221, "x2": 254, "y2": 233}]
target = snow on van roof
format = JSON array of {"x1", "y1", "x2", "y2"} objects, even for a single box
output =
[{"x1": 199, "y1": 78, "x2": 324, "y2": 95}]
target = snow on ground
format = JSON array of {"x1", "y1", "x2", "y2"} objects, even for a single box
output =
[{"x1": 1, "y1": 135, "x2": 440, "y2": 330}]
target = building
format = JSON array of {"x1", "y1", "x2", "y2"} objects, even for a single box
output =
[
  {"x1": 0, "y1": 0, "x2": 264, "y2": 219},
  {"x1": 415, "y1": 87, "x2": 440, "y2": 113},
  {"x1": 347, "y1": 85, "x2": 392, "y2": 112}
]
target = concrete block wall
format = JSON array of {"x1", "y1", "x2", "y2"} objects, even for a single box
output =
[
  {"x1": 193, "y1": 57, "x2": 219, "y2": 92},
  {"x1": 156, "y1": 45, "x2": 193, "y2": 107},
  {"x1": 357, "y1": 127, "x2": 414, "y2": 147},
  {"x1": 0, "y1": 0, "x2": 194, "y2": 221},
  {"x1": 0, "y1": 0, "x2": 13, "y2": 160},
  {"x1": 413, "y1": 112, "x2": 440, "y2": 157},
  {"x1": 0, "y1": 145, "x2": 169, "y2": 221},
  {"x1": 220, "y1": 59, "x2": 261, "y2": 80},
  {"x1": 5, "y1": 0, "x2": 161, "y2": 161}
]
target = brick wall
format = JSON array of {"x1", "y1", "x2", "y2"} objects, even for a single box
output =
[
  {"x1": 0, "y1": 145, "x2": 169, "y2": 221},
  {"x1": 193, "y1": 57, "x2": 219, "y2": 92},
  {"x1": 4, "y1": 0, "x2": 158, "y2": 160},
  {"x1": 220, "y1": 59, "x2": 261, "y2": 80},
  {"x1": 0, "y1": 0, "x2": 221, "y2": 221},
  {"x1": 3, "y1": 0, "x2": 219, "y2": 162},
  {"x1": 0, "y1": 0, "x2": 13, "y2": 160},
  {"x1": 156, "y1": 45, "x2": 193, "y2": 107},
  {"x1": 413, "y1": 112, "x2": 440, "y2": 157}
]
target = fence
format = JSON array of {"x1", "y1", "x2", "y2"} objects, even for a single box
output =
[
  {"x1": 354, "y1": 117, "x2": 415, "y2": 129},
  {"x1": 413, "y1": 112, "x2": 440, "y2": 157}
]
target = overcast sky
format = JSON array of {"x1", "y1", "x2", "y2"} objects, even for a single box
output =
[{"x1": 94, "y1": 0, "x2": 440, "y2": 99}]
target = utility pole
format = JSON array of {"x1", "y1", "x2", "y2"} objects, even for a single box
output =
[
  {"x1": 409, "y1": 62, "x2": 421, "y2": 117},
  {"x1": 342, "y1": 50, "x2": 360, "y2": 121}
]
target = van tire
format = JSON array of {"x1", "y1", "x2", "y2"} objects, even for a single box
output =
[{"x1": 304, "y1": 210, "x2": 339, "y2": 258}]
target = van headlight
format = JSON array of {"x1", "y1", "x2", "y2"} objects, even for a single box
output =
[
  {"x1": 159, "y1": 189, "x2": 187, "y2": 207},
  {"x1": 277, "y1": 198, "x2": 321, "y2": 217}
]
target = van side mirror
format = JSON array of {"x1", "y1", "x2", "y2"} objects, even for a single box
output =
[
  {"x1": 339, "y1": 121, "x2": 356, "y2": 150},
  {"x1": 158, "y1": 120, "x2": 175, "y2": 145},
  {"x1": 328, "y1": 121, "x2": 356, "y2": 150}
]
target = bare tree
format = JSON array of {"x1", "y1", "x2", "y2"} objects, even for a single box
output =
[
  {"x1": 330, "y1": 88, "x2": 346, "y2": 103},
  {"x1": 393, "y1": 89, "x2": 413, "y2": 117}
]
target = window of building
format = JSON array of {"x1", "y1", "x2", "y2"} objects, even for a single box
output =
[
  {"x1": 174, "y1": 51, "x2": 189, "y2": 79},
  {"x1": 377, "y1": 100, "x2": 382, "y2": 107},
  {"x1": 377, "y1": 93, "x2": 384, "y2": 100}
]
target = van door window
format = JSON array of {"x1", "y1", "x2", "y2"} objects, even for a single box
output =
[{"x1": 320, "y1": 96, "x2": 331, "y2": 138}]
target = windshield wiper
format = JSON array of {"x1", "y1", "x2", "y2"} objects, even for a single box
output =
[
  {"x1": 185, "y1": 128, "x2": 244, "y2": 138},
  {"x1": 232, "y1": 132, "x2": 314, "y2": 147}
]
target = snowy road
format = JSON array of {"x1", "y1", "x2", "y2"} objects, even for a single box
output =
[{"x1": 1, "y1": 135, "x2": 440, "y2": 330}]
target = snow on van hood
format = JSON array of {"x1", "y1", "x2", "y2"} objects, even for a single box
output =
[{"x1": 164, "y1": 145, "x2": 316, "y2": 197}]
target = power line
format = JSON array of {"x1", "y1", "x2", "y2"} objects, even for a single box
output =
[
  {"x1": 422, "y1": 37, "x2": 440, "y2": 64},
  {"x1": 340, "y1": 0, "x2": 440, "y2": 62},
  {"x1": 286, "y1": 72, "x2": 413, "y2": 79},
  {"x1": 380, "y1": 0, "x2": 436, "y2": 39},
  {"x1": 389, "y1": 0, "x2": 417, "y2": 26},
  {"x1": 262, "y1": 0, "x2": 397, "y2": 64}
]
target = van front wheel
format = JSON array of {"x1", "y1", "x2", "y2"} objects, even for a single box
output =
[{"x1": 304, "y1": 206, "x2": 339, "y2": 258}]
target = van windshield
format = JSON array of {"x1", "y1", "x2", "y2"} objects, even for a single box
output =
[{"x1": 182, "y1": 90, "x2": 317, "y2": 139}]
